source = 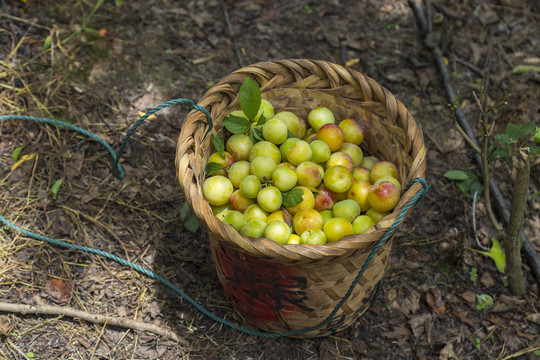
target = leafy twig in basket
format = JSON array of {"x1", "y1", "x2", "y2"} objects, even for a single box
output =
[{"x1": 0, "y1": 301, "x2": 189, "y2": 346}]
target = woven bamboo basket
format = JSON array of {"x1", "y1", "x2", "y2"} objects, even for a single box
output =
[{"x1": 175, "y1": 59, "x2": 427, "y2": 338}]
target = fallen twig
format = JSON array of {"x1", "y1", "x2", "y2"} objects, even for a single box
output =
[
  {"x1": 0, "y1": 12, "x2": 51, "y2": 31},
  {"x1": 408, "y1": 0, "x2": 540, "y2": 288},
  {"x1": 455, "y1": 57, "x2": 485, "y2": 77},
  {"x1": 0, "y1": 301, "x2": 189, "y2": 346}
]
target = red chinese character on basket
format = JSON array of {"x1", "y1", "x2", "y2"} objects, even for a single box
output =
[{"x1": 213, "y1": 243, "x2": 313, "y2": 327}]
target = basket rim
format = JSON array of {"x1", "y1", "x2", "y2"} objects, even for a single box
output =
[{"x1": 176, "y1": 59, "x2": 427, "y2": 263}]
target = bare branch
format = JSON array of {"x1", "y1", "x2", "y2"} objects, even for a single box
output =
[
  {"x1": 480, "y1": 128, "x2": 505, "y2": 236},
  {"x1": 0, "y1": 302, "x2": 189, "y2": 346},
  {"x1": 447, "y1": 104, "x2": 481, "y2": 154}
]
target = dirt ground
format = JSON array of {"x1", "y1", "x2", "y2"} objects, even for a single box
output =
[{"x1": 1, "y1": 0, "x2": 539, "y2": 359}]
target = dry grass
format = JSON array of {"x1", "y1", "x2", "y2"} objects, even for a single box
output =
[{"x1": 1, "y1": 1, "x2": 539, "y2": 359}]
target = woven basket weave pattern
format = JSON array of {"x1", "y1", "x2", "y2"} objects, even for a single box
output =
[{"x1": 176, "y1": 59, "x2": 426, "y2": 337}]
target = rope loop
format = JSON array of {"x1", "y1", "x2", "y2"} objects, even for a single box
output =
[{"x1": 112, "y1": 98, "x2": 213, "y2": 179}]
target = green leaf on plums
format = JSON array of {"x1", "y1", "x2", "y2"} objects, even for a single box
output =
[
  {"x1": 530, "y1": 145, "x2": 540, "y2": 156},
  {"x1": 211, "y1": 134, "x2": 225, "y2": 159},
  {"x1": 205, "y1": 162, "x2": 223, "y2": 176},
  {"x1": 249, "y1": 131, "x2": 257, "y2": 144},
  {"x1": 251, "y1": 127, "x2": 264, "y2": 142},
  {"x1": 287, "y1": 129, "x2": 296, "y2": 139},
  {"x1": 223, "y1": 115, "x2": 251, "y2": 134},
  {"x1": 239, "y1": 77, "x2": 261, "y2": 120},
  {"x1": 256, "y1": 113, "x2": 267, "y2": 126},
  {"x1": 282, "y1": 188, "x2": 304, "y2": 207}
]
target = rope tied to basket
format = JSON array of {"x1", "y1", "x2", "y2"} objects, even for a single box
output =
[
  {"x1": 0, "y1": 159, "x2": 427, "y2": 337},
  {"x1": 2, "y1": 59, "x2": 428, "y2": 337}
]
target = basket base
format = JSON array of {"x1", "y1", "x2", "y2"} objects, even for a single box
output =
[{"x1": 211, "y1": 238, "x2": 387, "y2": 338}]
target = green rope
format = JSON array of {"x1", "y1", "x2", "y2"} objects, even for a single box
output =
[
  {"x1": 112, "y1": 99, "x2": 212, "y2": 178},
  {"x1": 0, "y1": 101, "x2": 428, "y2": 338},
  {"x1": 0, "y1": 99, "x2": 212, "y2": 179}
]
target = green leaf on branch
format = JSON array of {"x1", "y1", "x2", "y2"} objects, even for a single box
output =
[
  {"x1": 444, "y1": 170, "x2": 482, "y2": 197},
  {"x1": 457, "y1": 177, "x2": 482, "y2": 198},
  {"x1": 184, "y1": 213, "x2": 200, "y2": 233},
  {"x1": 443, "y1": 170, "x2": 470, "y2": 181},
  {"x1": 488, "y1": 146, "x2": 509, "y2": 162},
  {"x1": 205, "y1": 162, "x2": 223, "y2": 176},
  {"x1": 282, "y1": 188, "x2": 304, "y2": 208},
  {"x1": 465, "y1": 237, "x2": 506, "y2": 273},
  {"x1": 223, "y1": 115, "x2": 251, "y2": 134},
  {"x1": 506, "y1": 119, "x2": 536, "y2": 142},
  {"x1": 239, "y1": 77, "x2": 261, "y2": 120},
  {"x1": 211, "y1": 134, "x2": 225, "y2": 159},
  {"x1": 530, "y1": 145, "x2": 540, "y2": 156},
  {"x1": 180, "y1": 202, "x2": 199, "y2": 233},
  {"x1": 180, "y1": 202, "x2": 190, "y2": 218},
  {"x1": 494, "y1": 133, "x2": 511, "y2": 146}
]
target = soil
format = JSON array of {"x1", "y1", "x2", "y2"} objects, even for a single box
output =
[{"x1": 1, "y1": 0, "x2": 539, "y2": 359}]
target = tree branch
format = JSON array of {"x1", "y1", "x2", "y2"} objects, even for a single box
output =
[
  {"x1": 0, "y1": 302, "x2": 189, "y2": 346},
  {"x1": 447, "y1": 104, "x2": 481, "y2": 154},
  {"x1": 472, "y1": 92, "x2": 505, "y2": 237},
  {"x1": 505, "y1": 150, "x2": 529, "y2": 295}
]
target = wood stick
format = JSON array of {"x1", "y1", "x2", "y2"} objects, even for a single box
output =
[
  {"x1": 0, "y1": 13, "x2": 51, "y2": 30},
  {"x1": 0, "y1": 301, "x2": 190, "y2": 347}
]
